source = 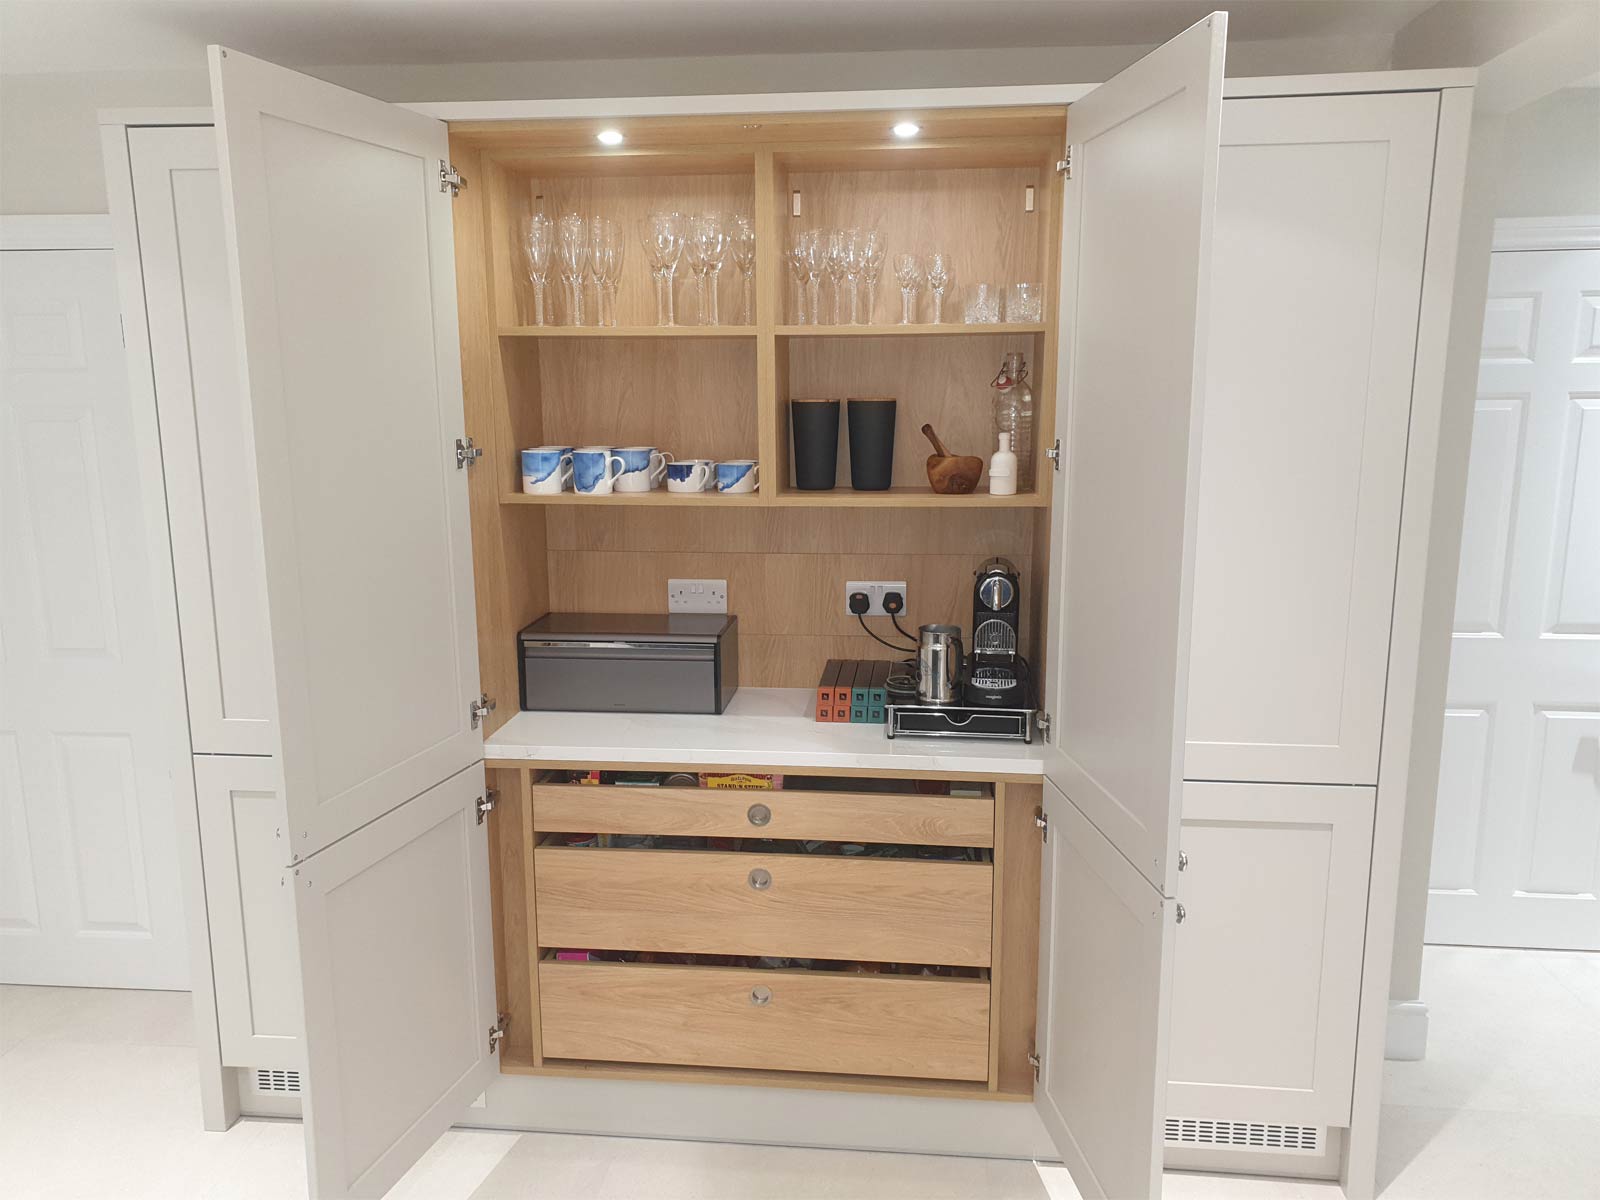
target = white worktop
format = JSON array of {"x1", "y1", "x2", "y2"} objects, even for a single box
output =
[{"x1": 483, "y1": 687, "x2": 1045, "y2": 777}]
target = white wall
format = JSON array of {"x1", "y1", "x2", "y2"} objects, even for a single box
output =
[
  {"x1": 0, "y1": 33, "x2": 1398, "y2": 215},
  {"x1": 1495, "y1": 88, "x2": 1600, "y2": 217}
]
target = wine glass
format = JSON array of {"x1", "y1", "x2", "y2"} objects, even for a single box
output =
[
  {"x1": 522, "y1": 212, "x2": 555, "y2": 326},
  {"x1": 802, "y1": 229, "x2": 824, "y2": 327},
  {"x1": 638, "y1": 211, "x2": 684, "y2": 326},
  {"x1": 893, "y1": 252, "x2": 923, "y2": 324},
  {"x1": 693, "y1": 214, "x2": 731, "y2": 326},
  {"x1": 924, "y1": 251, "x2": 951, "y2": 325},
  {"x1": 822, "y1": 229, "x2": 847, "y2": 324},
  {"x1": 839, "y1": 227, "x2": 864, "y2": 325},
  {"x1": 682, "y1": 215, "x2": 712, "y2": 325},
  {"x1": 599, "y1": 220, "x2": 626, "y2": 328},
  {"x1": 858, "y1": 228, "x2": 885, "y2": 325},
  {"x1": 556, "y1": 212, "x2": 590, "y2": 325},
  {"x1": 729, "y1": 214, "x2": 756, "y2": 325}
]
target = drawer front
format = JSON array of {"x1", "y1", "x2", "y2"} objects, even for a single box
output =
[
  {"x1": 530, "y1": 784, "x2": 994, "y2": 847},
  {"x1": 540, "y1": 961, "x2": 990, "y2": 1081},
  {"x1": 535, "y1": 847, "x2": 993, "y2": 966}
]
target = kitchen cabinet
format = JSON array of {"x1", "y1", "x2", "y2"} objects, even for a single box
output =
[
  {"x1": 1168, "y1": 782, "x2": 1374, "y2": 1128},
  {"x1": 104, "y1": 21, "x2": 1473, "y2": 1199}
]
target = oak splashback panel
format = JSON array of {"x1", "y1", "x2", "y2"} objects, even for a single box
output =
[{"x1": 545, "y1": 507, "x2": 1037, "y2": 687}]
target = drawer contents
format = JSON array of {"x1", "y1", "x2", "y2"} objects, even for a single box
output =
[
  {"x1": 539, "y1": 958, "x2": 990, "y2": 1081},
  {"x1": 534, "y1": 847, "x2": 993, "y2": 966},
  {"x1": 530, "y1": 781, "x2": 994, "y2": 847},
  {"x1": 546, "y1": 949, "x2": 986, "y2": 978}
]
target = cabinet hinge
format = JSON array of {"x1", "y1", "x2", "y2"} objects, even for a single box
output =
[
  {"x1": 1057, "y1": 148, "x2": 1072, "y2": 178},
  {"x1": 455, "y1": 436, "x2": 482, "y2": 469},
  {"x1": 1035, "y1": 709, "x2": 1052, "y2": 741},
  {"x1": 1175, "y1": 902, "x2": 1187, "y2": 925},
  {"x1": 1028, "y1": 1048, "x2": 1041, "y2": 1080},
  {"x1": 476, "y1": 790, "x2": 497, "y2": 825},
  {"x1": 488, "y1": 1012, "x2": 508, "y2": 1054},
  {"x1": 469, "y1": 693, "x2": 496, "y2": 729},
  {"x1": 1034, "y1": 808, "x2": 1048, "y2": 843},
  {"x1": 1044, "y1": 439, "x2": 1061, "y2": 472},
  {"x1": 440, "y1": 160, "x2": 465, "y2": 196}
]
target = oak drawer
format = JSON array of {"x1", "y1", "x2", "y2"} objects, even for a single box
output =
[
  {"x1": 534, "y1": 847, "x2": 993, "y2": 966},
  {"x1": 539, "y1": 960, "x2": 990, "y2": 1081},
  {"x1": 529, "y1": 784, "x2": 994, "y2": 847}
]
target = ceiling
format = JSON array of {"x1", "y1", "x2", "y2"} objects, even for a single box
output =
[{"x1": 0, "y1": 0, "x2": 1440, "y2": 74}]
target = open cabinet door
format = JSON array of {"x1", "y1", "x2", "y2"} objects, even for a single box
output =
[
  {"x1": 1034, "y1": 14, "x2": 1225, "y2": 1199},
  {"x1": 209, "y1": 48, "x2": 495, "y2": 1198}
]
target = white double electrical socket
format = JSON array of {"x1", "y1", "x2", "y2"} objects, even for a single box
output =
[
  {"x1": 844, "y1": 580, "x2": 909, "y2": 617},
  {"x1": 668, "y1": 578, "x2": 728, "y2": 614}
]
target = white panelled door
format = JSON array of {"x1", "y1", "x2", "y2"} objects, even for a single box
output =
[
  {"x1": 210, "y1": 47, "x2": 493, "y2": 1200},
  {"x1": 1035, "y1": 14, "x2": 1225, "y2": 1200},
  {"x1": 0, "y1": 241, "x2": 188, "y2": 988},
  {"x1": 1428, "y1": 244, "x2": 1600, "y2": 951}
]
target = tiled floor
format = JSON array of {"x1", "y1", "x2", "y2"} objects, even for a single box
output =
[{"x1": 1, "y1": 946, "x2": 1594, "y2": 1198}]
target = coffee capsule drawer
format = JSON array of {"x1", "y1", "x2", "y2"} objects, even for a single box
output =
[
  {"x1": 539, "y1": 960, "x2": 991, "y2": 1081},
  {"x1": 534, "y1": 847, "x2": 993, "y2": 966},
  {"x1": 529, "y1": 782, "x2": 994, "y2": 846}
]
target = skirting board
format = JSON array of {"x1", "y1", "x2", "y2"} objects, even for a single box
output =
[{"x1": 1386, "y1": 1000, "x2": 1430, "y2": 1061}]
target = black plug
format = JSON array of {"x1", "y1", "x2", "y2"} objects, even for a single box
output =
[
  {"x1": 883, "y1": 590, "x2": 906, "y2": 615},
  {"x1": 848, "y1": 591, "x2": 871, "y2": 615}
]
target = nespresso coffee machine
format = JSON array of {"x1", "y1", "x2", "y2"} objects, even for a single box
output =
[{"x1": 964, "y1": 557, "x2": 1031, "y2": 709}]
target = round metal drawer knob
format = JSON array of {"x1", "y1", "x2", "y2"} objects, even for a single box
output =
[
  {"x1": 747, "y1": 803, "x2": 772, "y2": 828},
  {"x1": 750, "y1": 985, "x2": 772, "y2": 1007},
  {"x1": 748, "y1": 867, "x2": 772, "y2": 891}
]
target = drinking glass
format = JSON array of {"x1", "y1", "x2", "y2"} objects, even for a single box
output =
[
  {"x1": 556, "y1": 212, "x2": 590, "y2": 325},
  {"x1": 858, "y1": 228, "x2": 885, "y2": 325},
  {"x1": 924, "y1": 251, "x2": 951, "y2": 325},
  {"x1": 588, "y1": 217, "x2": 624, "y2": 327},
  {"x1": 600, "y1": 221, "x2": 626, "y2": 328},
  {"x1": 586, "y1": 216, "x2": 608, "y2": 327},
  {"x1": 638, "y1": 211, "x2": 685, "y2": 326},
  {"x1": 839, "y1": 227, "x2": 864, "y2": 324},
  {"x1": 822, "y1": 229, "x2": 847, "y2": 324},
  {"x1": 802, "y1": 230, "x2": 824, "y2": 326},
  {"x1": 729, "y1": 214, "x2": 756, "y2": 325},
  {"x1": 696, "y1": 214, "x2": 731, "y2": 326},
  {"x1": 963, "y1": 282, "x2": 1001, "y2": 325},
  {"x1": 785, "y1": 232, "x2": 810, "y2": 324},
  {"x1": 893, "y1": 252, "x2": 922, "y2": 324},
  {"x1": 682, "y1": 216, "x2": 711, "y2": 325},
  {"x1": 522, "y1": 212, "x2": 555, "y2": 326},
  {"x1": 1006, "y1": 281, "x2": 1043, "y2": 323}
]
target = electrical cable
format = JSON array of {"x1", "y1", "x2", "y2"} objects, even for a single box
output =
[
  {"x1": 857, "y1": 612, "x2": 916, "y2": 652},
  {"x1": 889, "y1": 612, "x2": 920, "y2": 647}
]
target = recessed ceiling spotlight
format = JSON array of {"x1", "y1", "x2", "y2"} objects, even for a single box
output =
[
  {"x1": 596, "y1": 129, "x2": 625, "y2": 146},
  {"x1": 892, "y1": 121, "x2": 921, "y2": 139}
]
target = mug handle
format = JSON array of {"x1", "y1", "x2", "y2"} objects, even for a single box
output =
[
  {"x1": 690, "y1": 463, "x2": 710, "y2": 490},
  {"x1": 748, "y1": 464, "x2": 760, "y2": 491},
  {"x1": 649, "y1": 451, "x2": 668, "y2": 484},
  {"x1": 607, "y1": 453, "x2": 627, "y2": 480},
  {"x1": 558, "y1": 462, "x2": 573, "y2": 490}
]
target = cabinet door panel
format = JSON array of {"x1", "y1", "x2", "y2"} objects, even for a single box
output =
[
  {"x1": 128, "y1": 126, "x2": 274, "y2": 756},
  {"x1": 1035, "y1": 14, "x2": 1225, "y2": 1197},
  {"x1": 194, "y1": 754, "x2": 301, "y2": 1068},
  {"x1": 1167, "y1": 781, "x2": 1374, "y2": 1126},
  {"x1": 1184, "y1": 93, "x2": 1438, "y2": 784}
]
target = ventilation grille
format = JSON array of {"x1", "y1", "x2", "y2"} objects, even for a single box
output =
[
  {"x1": 253, "y1": 1068, "x2": 301, "y2": 1094},
  {"x1": 1165, "y1": 1118, "x2": 1321, "y2": 1155}
]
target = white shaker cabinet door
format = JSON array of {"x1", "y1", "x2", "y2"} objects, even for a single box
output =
[
  {"x1": 127, "y1": 126, "x2": 275, "y2": 757},
  {"x1": 209, "y1": 47, "x2": 492, "y2": 1200},
  {"x1": 193, "y1": 754, "x2": 301, "y2": 1069},
  {"x1": 1184, "y1": 93, "x2": 1439, "y2": 786},
  {"x1": 1167, "y1": 781, "x2": 1374, "y2": 1128},
  {"x1": 1035, "y1": 13, "x2": 1226, "y2": 1199}
]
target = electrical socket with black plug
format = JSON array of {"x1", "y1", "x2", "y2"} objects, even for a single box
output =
[{"x1": 843, "y1": 581, "x2": 908, "y2": 617}]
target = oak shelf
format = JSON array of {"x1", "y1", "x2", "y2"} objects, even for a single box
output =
[
  {"x1": 501, "y1": 490, "x2": 764, "y2": 507},
  {"x1": 499, "y1": 325, "x2": 757, "y2": 339},
  {"x1": 775, "y1": 323, "x2": 1047, "y2": 338},
  {"x1": 501, "y1": 488, "x2": 1047, "y2": 509}
]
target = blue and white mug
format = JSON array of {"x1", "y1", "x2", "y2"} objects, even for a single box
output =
[
  {"x1": 716, "y1": 459, "x2": 760, "y2": 494},
  {"x1": 521, "y1": 445, "x2": 573, "y2": 495},
  {"x1": 666, "y1": 459, "x2": 714, "y2": 493},
  {"x1": 572, "y1": 446, "x2": 627, "y2": 495},
  {"x1": 613, "y1": 446, "x2": 670, "y2": 493}
]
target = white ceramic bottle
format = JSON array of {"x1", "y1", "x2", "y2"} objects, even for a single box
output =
[{"x1": 988, "y1": 431, "x2": 1018, "y2": 496}]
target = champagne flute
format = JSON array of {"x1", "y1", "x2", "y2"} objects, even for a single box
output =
[
  {"x1": 785, "y1": 232, "x2": 811, "y2": 324},
  {"x1": 924, "y1": 251, "x2": 951, "y2": 325},
  {"x1": 730, "y1": 214, "x2": 756, "y2": 325},
  {"x1": 682, "y1": 215, "x2": 712, "y2": 325},
  {"x1": 893, "y1": 252, "x2": 922, "y2": 324},
  {"x1": 697, "y1": 214, "x2": 731, "y2": 326},
  {"x1": 556, "y1": 212, "x2": 590, "y2": 325},
  {"x1": 802, "y1": 229, "x2": 824, "y2": 326},
  {"x1": 586, "y1": 216, "x2": 608, "y2": 327},
  {"x1": 822, "y1": 229, "x2": 847, "y2": 324},
  {"x1": 522, "y1": 211, "x2": 554, "y2": 326},
  {"x1": 859, "y1": 228, "x2": 885, "y2": 325},
  {"x1": 599, "y1": 219, "x2": 626, "y2": 328},
  {"x1": 638, "y1": 211, "x2": 684, "y2": 326},
  {"x1": 840, "y1": 227, "x2": 864, "y2": 325}
]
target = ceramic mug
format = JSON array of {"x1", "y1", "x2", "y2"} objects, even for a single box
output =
[
  {"x1": 666, "y1": 460, "x2": 713, "y2": 493},
  {"x1": 520, "y1": 445, "x2": 573, "y2": 494},
  {"x1": 613, "y1": 446, "x2": 670, "y2": 493},
  {"x1": 716, "y1": 459, "x2": 760, "y2": 494},
  {"x1": 572, "y1": 446, "x2": 627, "y2": 495}
]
